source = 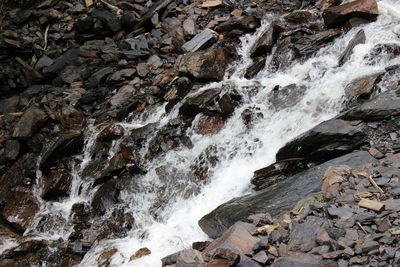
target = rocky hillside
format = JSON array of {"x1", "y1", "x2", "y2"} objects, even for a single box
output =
[{"x1": 0, "y1": 0, "x2": 400, "y2": 266}]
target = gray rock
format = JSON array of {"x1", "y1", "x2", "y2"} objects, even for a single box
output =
[
  {"x1": 339, "y1": 29, "x2": 366, "y2": 66},
  {"x1": 339, "y1": 91, "x2": 400, "y2": 121},
  {"x1": 199, "y1": 151, "x2": 377, "y2": 238},
  {"x1": 276, "y1": 119, "x2": 366, "y2": 163},
  {"x1": 35, "y1": 55, "x2": 54, "y2": 70},
  {"x1": 271, "y1": 252, "x2": 327, "y2": 267},
  {"x1": 252, "y1": 250, "x2": 268, "y2": 264},
  {"x1": 43, "y1": 48, "x2": 78, "y2": 74},
  {"x1": 12, "y1": 106, "x2": 49, "y2": 139},
  {"x1": 182, "y1": 28, "x2": 218, "y2": 53},
  {"x1": 288, "y1": 216, "x2": 326, "y2": 252}
]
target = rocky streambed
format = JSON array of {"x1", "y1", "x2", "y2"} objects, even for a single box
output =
[{"x1": 1, "y1": 0, "x2": 400, "y2": 266}]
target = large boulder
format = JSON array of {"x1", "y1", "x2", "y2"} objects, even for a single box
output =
[
  {"x1": 198, "y1": 151, "x2": 377, "y2": 238},
  {"x1": 177, "y1": 48, "x2": 232, "y2": 81},
  {"x1": 276, "y1": 119, "x2": 366, "y2": 163},
  {"x1": 323, "y1": 0, "x2": 379, "y2": 28}
]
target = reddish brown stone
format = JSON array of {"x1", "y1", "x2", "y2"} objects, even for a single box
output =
[
  {"x1": 194, "y1": 115, "x2": 225, "y2": 135},
  {"x1": 2, "y1": 192, "x2": 40, "y2": 232},
  {"x1": 323, "y1": 0, "x2": 379, "y2": 28}
]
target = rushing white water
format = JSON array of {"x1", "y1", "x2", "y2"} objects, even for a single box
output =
[
  {"x1": 77, "y1": 1, "x2": 400, "y2": 266},
  {"x1": 4, "y1": 0, "x2": 400, "y2": 265}
]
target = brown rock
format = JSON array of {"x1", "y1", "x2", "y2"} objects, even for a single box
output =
[
  {"x1": 323, "y1": 0, "x2": 379, "y2": 28},
  {"x1": 109, "y1": 69, "x2": 135, "y2": 82},
  {"x1": 193, "y1": 115, "x2": 225, "y2": 135},
  {"x1": 203, "y1": 222, "x2": 259, "y2": 258},
  {"x1": 177, "y1": 48, "x2": 232, "y2": 81},
  {"x1": 344, "y1": 73, "x2": 380, "y2": 98},
  {"x1": 358, "y1": 198, "x2": 385, "y2": 211},
  {"x1": 368, "y1": 147, "x2": 384, "y2": 159},
  {"x1": 2, "y1": 192, "x2": 40, "y2": 232},
  {"x1": 201, "y1": 0, "x2": 223, "y2": 8},
  {"x1": 12, "y1": 106, "x2": 49, "y2": 139},
  {"x1": 130, "y1": 247, "x2": 151, "y2": 261},
  {"x1": 98, "y1": 248, "x2": 118, "y2": 261},
  {"x1": 321, "y1": 166, "x2": 352, "y2": 198},
  {"x1": 97, "y1": 124, "x2": 125, "y2": 141}
]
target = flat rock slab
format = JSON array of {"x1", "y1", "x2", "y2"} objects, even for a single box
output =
[
  {"x1": 323, "y1": 0, "x2": 379, "y2": 28},
  {"x1": 339, "y1": 91, "x2": 400, "y2": 121},
  {"x1": 199, "y1": 151, "x2": 377, "y2": 239},
  {"x1": 276, "y1": 119, "x2": 366, "y2": 163},
  {"x1": 182, "y1": 28, "x2": 218, "y2": 53}
]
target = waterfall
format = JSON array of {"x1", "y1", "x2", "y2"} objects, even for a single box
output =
[{"x1": 8, "y1": 0, "x2": 400, "y2": 266}]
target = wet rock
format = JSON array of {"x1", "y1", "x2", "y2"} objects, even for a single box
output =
[
  {"x1": 199, "y1": 151, "x2": 376, "y2": 238},
  {"x1": 12, "y1": 106, "x2": 49, "y2": 139},
  {"x1": 182, "y1": 28, "x2": 218, "y2": 53},
  {"x1": 344, "y1": 17, "x2": 371, "y2": 31},
  {"x1": 179, "y1": 87, "x2": 241, "y2": 117},
  {"x1": 250, "y1": 23, "x2": 281, "y2": 58},
  {"x1": 92, "y1": 8, "x2": 122, "y2": 32},
  {"x1": 39, "y1": 130, "x2": 84, "y2": 173},
  {"x1": 130, "y1": 247, "x2": 151, "y2": 261},
  {"x1": 1, "y1": 192, "x2": 40, "y2": 232},
  {"x1": 323, "y1": 0, "x2": 379, "y2": 28},
  {"x1": 269, "y1": 38, "x2": 298, "y2": 72},
  {"x1": 293, "y1": 28, "x2": 342, "y2": 56},
  {"x1": 244, "y1": 57, "x2": 266, "y2": 79},
  {"x1": 339, "y1": 91, "x2": 400, "y2": 121},
  {"x1": 109, "y1": 85, "x2": 136, "y2": 107},
  {"x1": 339, "y1": 29, "x2": 366, "y2": 66},
  {"x1": 285, "y1": 10, "x2": 318, "y2": 24},
  {"x1": 97, "y1": 124, "x2": 124, "y2": 141},
  {"x1": 203, "y1": 222, "x2": 260, "y2": 257},
  {"x1": 91, "y1": 179, "x2": 121, "y2": 215},
  {"x1": 0, "y1": 153, "x2": 37, "y2": 206},
  {"x1": 365, "y1": 43, "x2": 400, "y2": 64},
  {"x1": 343, "y1": 72, "x2": 381, "y2": 104},
  {"x1": 193, "y1": 115, "x2": 225, "y2": 135},
  {"x1": 251, "y1": 160, "x2": 299, "y2": 191},
  {"x1": 164, "y1": 77, "x2": 193, "y2": 112},
  {"x1": 41, "y1": 164, "x2": 72, "y2": 200},
  {"x1": 276, "y1": 119, "x2": 366, "y2": 163},
  {"x1": 4, "y1": 140, "x2": 20, "y2": 161},
  {"x1": 177, "y1": 48, "x2": 232, "y2": 81},
  {"x1": 215, "y1": 16, "x2": 260, "y2": 34},
  {"x1": 268, "y1": 84, "x2": 307, "y2": 110}
]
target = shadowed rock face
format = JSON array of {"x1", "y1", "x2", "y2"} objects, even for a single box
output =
[
  {"x1": 276, "y1": 119, "x2": 367, "y2": 163},
  {"x1": 199, "y1": 151, "x2": 377, "y2": 239},
  {"x1": 323, "y1": 0, "x2": 379, "y2": 28}
]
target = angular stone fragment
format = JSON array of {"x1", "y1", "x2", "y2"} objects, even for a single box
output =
[
  {"x1": 182, "y1": 28, "x2": 218, "y2": 53},
  {"x1": 2, "y1": 192, "x2": 40, "y2": 232},
  {"x1": 339, "y1": 29, "x2": 366, "y2": 66},
  {"x1": 249, "y1": 23, "x2": 281, "y2": 58},
  {"x1": 12, "y1": 106, "x2": 49, "y2": 139},
  {"x1": 203, "y1": 222, "x2": 260, "y2": 257},
  {"x1": 177, "y1": 48, "x2": 232, "y2": 81},
  {"x1": 323, "y1": 0, "x2": 379, "y2": 28},
  {"x1": 92, "y1": 8, "x2": 122, "y2": 32},
  {"x1": 359, "y1": 198, "x2": 385, "y2": 211}
]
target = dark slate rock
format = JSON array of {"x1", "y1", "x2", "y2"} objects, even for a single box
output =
[
  {"x1": 182, "y1": 28, "x2": 218, "y2": 53},
  {"x1": 244, "y1": 57, "x2": 266, "y2": 79},
  {"x1": 249, "y1": 22, "x2": 281, "y2": 58},
  {"x1": 215, "y1": 16, "x2": 260, "y2": 34},
  {"x1": 323, "y1": 0, "x2": 379, "y2": 28},
  {"x1": 276, "y1": 119, "x2": 366, "y2": 163},
  {"x1": 39, "y1": 130, "x2": 84, "y2": 174},
  {"x1": 339, "y1": 91, "x2": 400, "y2": 121},
  {"x1": 43, "y1": 48, "x2": 78, "y2": 74},
  {"x1": 12, "y1": 106, "x2": 49, "y2": 139},
  {"x1": 4, "y1": 140, "x2": 20, "y2": 161},
  {"x1": 199, "y1": 151, "x2": 376, "y2": 238},
  {"x1": 92, "y1": 8, "x2": 122, "y2": 32},
  {"x1": 339, "y1": 29, "x2": 366, "y2": 66},
  {"x1": 288, "y1": 216, "x2": 326, "y2": 252}
]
